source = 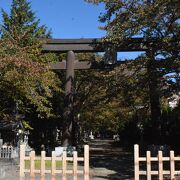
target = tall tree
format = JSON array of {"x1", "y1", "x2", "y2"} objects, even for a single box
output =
[
  {"x1": 1, "y1": 0, "x2": 50, "y2": 46},
  {"x1": 87, "y1": 0, "x2": 180, "y2": 143},
  {"x1": 0, "y1": 0, "x2": 60, "y2": 123}
]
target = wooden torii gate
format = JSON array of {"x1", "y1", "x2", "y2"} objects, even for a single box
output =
[{"x1": 42, "y1": 38, "x2": 147, "y2": 146}]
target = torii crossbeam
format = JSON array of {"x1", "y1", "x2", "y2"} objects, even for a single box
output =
[{"x1": 42, "y1": 38, "x2": 148, "y2": 52}]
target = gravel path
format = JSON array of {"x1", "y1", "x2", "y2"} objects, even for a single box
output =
[
  {"x1": 0, "y1": 159, "x2": 19, "y2": 180},
  {"x1": 0, "y1": 140, "x2": 134, "y2": 180},
  {"x1": 89, "y1": 139, "x2": 134, "y2": 180}
]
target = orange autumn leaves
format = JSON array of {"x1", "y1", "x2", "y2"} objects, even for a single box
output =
[{"x1": 0, "y1": 39, "x2": 60, "y2": 118}]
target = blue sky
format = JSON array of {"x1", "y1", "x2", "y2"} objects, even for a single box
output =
[
  {"x1": 0, "y1": 0, "x2": 144, "y2": 59},
  {"x1": 0, "y1": 0, "x2": 106, "y2": 38}
]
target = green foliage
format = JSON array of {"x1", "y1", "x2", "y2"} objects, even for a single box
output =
[
  {"x1": 88, "y1": 0, "x2": 180, "y2": 77},
  {"x1": 85, "y1": 0, "x2": 180, "y2": 144},
  {"x1": 1, "y1": 0, "x2": 51, "y2": 46},
  {"x1": 0, "y1": 0, "x2": 61, "y2": 121},
  {"x1": 72, "y1": 54, "x2": 139, "y2": 134}
]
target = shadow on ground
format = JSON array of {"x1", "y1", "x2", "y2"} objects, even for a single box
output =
[{"x1": 89, "y1": 139, "x2": 134, "y2": 180}]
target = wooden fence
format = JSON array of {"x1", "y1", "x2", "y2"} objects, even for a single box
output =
[
  {"x1": 134, "y1": 144, "x2": 180, "y2": 180},
  {"x1": 20, "y1": 144, "x2": 89, "y2": 180}
]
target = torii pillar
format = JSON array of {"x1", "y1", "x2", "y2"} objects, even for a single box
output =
[
  {"x1": 63, "y1": 51, "x2": 75, "y2": 147},
  {"x1": 52, "y1": 51, "x2": 92, "y2": 146}
]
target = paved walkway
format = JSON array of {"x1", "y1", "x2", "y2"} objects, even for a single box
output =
[
  {"x1": 0, "y1": 159, "x2": 19, "y2": 180},
  {"x1": 89, "y1": 139, "x2": 134, "y2": 180},
  {"x1": 0, "y1": 140, "x2": 134, "y2": 179}
]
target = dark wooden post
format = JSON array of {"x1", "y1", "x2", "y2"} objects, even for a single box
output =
[{"x1": 62, "y1": 51, "x2": 75, "y2": 147}]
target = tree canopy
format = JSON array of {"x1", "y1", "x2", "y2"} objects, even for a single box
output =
[
  {"x1": 0, "y1": 0, "x2": 60, "y2": 122},
  {"x1": 1, "y1": 0, "x2": 51, "y2": 46},
  {"x1": 86, "y1": 0, "x2": 180, "y2": 144}
]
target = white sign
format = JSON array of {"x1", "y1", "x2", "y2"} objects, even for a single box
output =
[{"x1": 55, "y1": 147, "x2": 64, "y2": 157}]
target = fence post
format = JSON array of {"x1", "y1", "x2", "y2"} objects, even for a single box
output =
[
  {"x1": 30, "y1": 151, "x2": 35, "y2": 180},
  {"x1": 62, "y1": 151, "x2": 67, "y2": 180},
  {"x1": 4, "y1": 147, "x2": 7, "y2": 158},
  {"x1": 73, "y1": 151, "x2": 78, "y2": 180},
  {"x1": 51, "y1": 151, "x2": 56, "y2": 180},
  {"x1": 8, "y1": 147, "x2": 11, "y2": 158},
  {"x1": 146, "y1": 151, "x2": 151, "y2": 180},
  {"x1": 5, "y1": 147, "x2": 6, "y2": 158},
  {"x1": 134, "y1": 144, "x2": 139, "y2": 180},
  {"x1": 41, "y1": 151, "x2": 46, "y2": 180},
  {"x1": 158, "y1": 151, "x2": 163, "y2": 180},
  {"x1": 170, "y1": 151, "x2": 175, "y2": 179},
  {"x1": 84, "y1": 145, "x2": 89, "y2": 180},
  {"x1": 3, "y1": 147, "x2": 5, "y2": 158},
  {"x1": 20, "y1": 144, "x2": 25, "y2": 180}
]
